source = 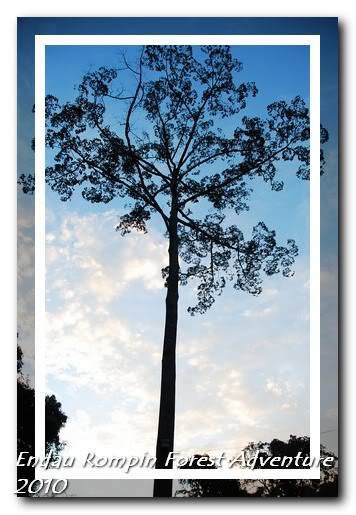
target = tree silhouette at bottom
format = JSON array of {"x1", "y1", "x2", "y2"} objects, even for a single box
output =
[
  {"x1": 176, "y1": 436, "x2": 338, "y2": 497},
  {"x1": 176, "y1": 454, "x2": 247, "y2": 497},
  {"x1": 239, "y1": 435, "x2": 338, "y2": 497}
]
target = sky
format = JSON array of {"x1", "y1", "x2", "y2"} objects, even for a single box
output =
[
  {"x1": 42, "y1": 44, "x2": 311, "y2": 469},
  {"x1": 17, "y1": 17, "x2": 338, "y2": 497}
]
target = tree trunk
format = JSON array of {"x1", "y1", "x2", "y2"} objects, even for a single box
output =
[{"x1": 153, "y1": 209, "x2": 179, "y2": 497}]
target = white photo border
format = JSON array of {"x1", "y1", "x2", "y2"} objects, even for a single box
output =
[{"x1": 35, "y1": 34, "x2": 320, "y2": 480}]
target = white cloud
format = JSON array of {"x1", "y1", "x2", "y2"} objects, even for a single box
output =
[
  {"x1": 241, "y1": 306, "x2": 276, "y2": 318},
  {"x1": 44, "y1": 207, "x2": 311, "y2": 466},
  {"x1": 60, "y1": 407, "x2": 158, "y2": 466},
  {"x1": 18, "y1": 210, "x2": 35, "y2": 281},
  {"x1": 46, "y1": 210, "x2": 168, "y2": 305},
  {"x1": 45, "y1": 295, "x2": 163, "y2": 428},
  {"x1": 265, "y1": 379, "x2": 283, "y2": 397},
  {"x1": 265, "y1": 377, "x2": 305, "y2": 409},
  {"x1": 123, "y1": 258, "x2": 165, "y2": 289}
]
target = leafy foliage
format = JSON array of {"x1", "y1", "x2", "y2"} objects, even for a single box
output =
[
  {"x1": 19, "y1": 45, "x2": 328, "y2": 314},
  {"x1": 238, "y1": 435, "x2": 338, "y2": 497},
  {"x1": 176, "y1": 454, "x2": 247, "y2": 497},
  {"x1": 17, "y1": 346, "x2": 35, "y2": 456},
  {"x1": 176, "y1": 436, "x2": 338, "y2": 497},
  {"x1": 17, "y1": 345, "x2": 68, "y2": 459},
  {"x1": 45, "y1": 395, "x2": 68, "y2": 457}
]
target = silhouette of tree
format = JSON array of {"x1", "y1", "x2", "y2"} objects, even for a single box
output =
[
  {"x1": 176, "y1": 454, "x2": 247, "y2": 497},
  {"x1": 237, "y1": 435, "x2": 338, "y2": 497},
  {"x1": 17, "y1": 344, "x2": 68, "y2": 495},
  {"x1": 176, "y1": 437, "x2": 338, "y2": 497},
  {"x1": 17, "y1": 343, "x2": 24, "y2": 373},
  {"x1": 17, "y1": 345, "x2": 35, "y2": 458},
  {"x1": 17, "y1": 347, "x2": 68, "y2": 457},
  {"x1": 20, "y1": 45, "x2": 328, "y2": 496},
  {"x1": 45, "y1": 395, "x2": 68, "y2": 457}
]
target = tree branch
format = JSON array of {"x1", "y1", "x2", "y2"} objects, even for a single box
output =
[
  {"x1": 93, "y1": 117, "x2": 171, "y2": 186},
  {"x1": 179, "y1": 141, "x2": 295, "y2": 207},
  {"x1": 67, "y1": 143, "x2": 170, "y2": 229},
  {"x1": 179, "y1": 149, "x2": 236, "y2": 181},
  {"x1": 176, "y1": 90, "x2": 213, "y2": 170},
  {"x1": 152, "y1": 92, "x2": 175, "y2": 173},
  {"x1": 177, "y1": 209, "x2": 248, "y2": 278}
]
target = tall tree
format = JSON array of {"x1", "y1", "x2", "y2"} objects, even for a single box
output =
[{"x1": 24, "y1": 45, "x2": 327, "y2": 496}]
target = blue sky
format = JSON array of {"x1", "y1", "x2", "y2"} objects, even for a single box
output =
[
  {"x1": 43, "y1": 44, "x2": 312, "y2": 471},
  {"x1": 44, "y1": 44, "x2": 311, "y2": 245}
]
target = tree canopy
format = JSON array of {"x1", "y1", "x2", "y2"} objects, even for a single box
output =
[
  {"x1": 176, "y1": 454, "x2": 247, "y2": 497},
  {"x1": 176, "y1": 436, "x2": 338, "y2": 497},
  {"x1": 39, "y1": 45, "x2": 328, "y2": 314},
  {"x1": 17, "y1": 344, "x2": 68, "y2": 459},
  {"x1": 237, "y1": 435, "x2": 338, "y2": 497}
]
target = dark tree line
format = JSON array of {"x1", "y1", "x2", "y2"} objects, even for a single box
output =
[
  {"x1": 177, "y1": 454, "x2": 248, "y2": 497},
  {"x1": 176, "y1": 435, "x2": 338, "y2": 497}
]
